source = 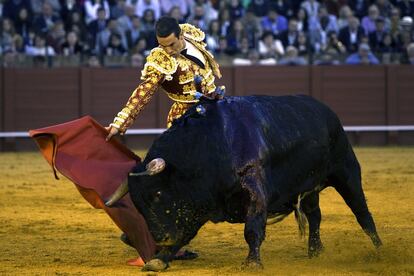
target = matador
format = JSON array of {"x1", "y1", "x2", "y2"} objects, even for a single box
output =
[{"x1": 107, "y1": 17, "x2": 223, "y2": 139}]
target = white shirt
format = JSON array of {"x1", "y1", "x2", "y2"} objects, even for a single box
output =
[{"x1": 183, "y1": 40, "x2": 206, "y2": 65}]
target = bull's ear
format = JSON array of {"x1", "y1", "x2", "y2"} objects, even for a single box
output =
[{"x1": 146, "y1": 158, "x2": 166, "y2": 175}]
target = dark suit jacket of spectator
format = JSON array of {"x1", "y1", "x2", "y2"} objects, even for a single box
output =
[
  {"x1": 278, "y1": 30, "x2": 298, "y2": 48},
  {"x1": 2, "y1": 0, "x2": 32, "y2": 22},
  {"x1": 368, "y1": 31, "x2": 387, "y2": 52},
  {"x1": 33, "y1": 14, "x2": 61, "y2": 34},
  {"x1": 338, "y1": 26, "x2": 365, "y2": 52}
]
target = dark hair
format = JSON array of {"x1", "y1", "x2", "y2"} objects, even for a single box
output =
[{"x1": 156, "y1": 16, "x2": 181, "y2": 38}]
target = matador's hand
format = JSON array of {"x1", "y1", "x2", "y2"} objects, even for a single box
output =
[{"x1": 105, "y1": 126, "x2": 119, "y2": 141}]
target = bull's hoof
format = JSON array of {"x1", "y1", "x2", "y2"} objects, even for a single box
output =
[
  {"x1": 141, "y1": 259, "x2": 168, "y2": 272},
  {"x1": 308, "y1": 243, "x2": 324, "y2": 258},
  {"x1": 242, "y1": 259, "x2": 263, "y2": 270}
]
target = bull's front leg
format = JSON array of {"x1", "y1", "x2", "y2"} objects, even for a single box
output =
[
  {"x1": 241, "y1": 168, "x2": 267, "y2": 269},
  {"x1": 142, "y1": 246, "x2": 179, "y2": 272}
]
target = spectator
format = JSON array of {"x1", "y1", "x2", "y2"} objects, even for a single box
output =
[
  {"x1": 228, "y1": 0, "x2": 245, "y2": 20},
  {"x1": 191, "y1": 0, "x2": 218, "y2": 23},
  {"x1": 168, "y1": 6, "x2": 185, "y2": 23},
  {"x1": 2, "y1": 49, "x2": 18, "y2": 67},
  {"x1": 105, "y1": 33, "x2": 127, "y2": 56},
  {"x1": 226, "y1": 19, "x2": 246, "y2": 54},
  {"x1": 314, "y1": 49, "x2": 342, "y2": 65},
  {"x1": 25, "y1": 34, "x2": 56, "y2": 56},
  {"x1": 375, "y1": 0, "x2": 393, "y2": 18},
  {"x1": 241, "y1": 8, "x2": 262, "y2": 48},
  {"x1": 47, "y1": 20, "x2": 66, "y2": 53},
  {"x1": 296, "y1": 7, "x2": 309, "y2": 32},
  {"x1": 95, "y1": 18, "x2": 127, "y2": 54},
  {"x1": 87, "y1": 7, "x2": 108, "y2": 47},
  {"x1": 111, "y1": 0, "x2": 127, "y2": 19},
  {"x1": 86, "y1": 53, "x2": 101, "y2": 67},
  {"x1": 117, "y1": 4, "x2": 137, "y2": 34},
  {"x1": 401, "y1": 42, "x2": 414, "y2": 64},
  {"x1": 389, "y1": 7, "x2": 401, "y2": 40},
  {"x1": 324, "y1": 30, "x2": 346, "y2": 54},
  {"x1": 188, "y1": 4, "x2": 209, "y2": 31},
  {"x1": 32, "y1": 2, "x2": 60, "y2": 34},
  {"x1": 378, "y1": 33, "x2": 397, "y2": 53},
  {"x1": 238, "y1": 36, "x2": 250, "y2": 56},
  {"x1": 261, "y1": 8, "x2": 288, "y2": 35},
  {"x1": 13, "y1": 34, "x2": 26, "y2": 53},
  {"x1": 2, "y1": 0, "x2": 31, "y2": 22},
  {"x1": 125, "y1": 15, "x2": 145, "y2": 49},
  {"x1": 233, "y1": 49, "x2": 277, "y2": 65},
  {"x1": 258, "y1": 31, "x2": 284, "y2": 59},
  {"x1": 278, "y1": 45, "x2": 307, "y2": 65},
  {"x1": 61, "y1": 31, "x2": 83, "y2": 55},
  {"x1": 278, "y1": 18, "x2": 299, "y2": 48},
  {"x1": 132, "y1": 36, "x2": 149, "y2": 56},
  {"x1": 301, "y1": 0, "x2": 320, "y2": 24},
  {"x1": 271, "y1": 0, "x2": 293, "y2": 18},
  {"x1": 135, "y1": 0, "x2": 161, "y2": 20},
  {"x1": 218, "y1": 8, "x2": 231, "y2": 36},
  {"x1": 206, "y1": 20, "x2": 221, "y2": 52},
  {"x1": 348, "y1": 0, "x2": 370, "y2": 19},
  {"x1": 337, "y1": 5, "x2": 353, "y2": 29},
  {"x1": 215, "y1": 35, "x2": 233, "y2": 56},
  {"x1": 31, "y1": 0, "x2": 61, "y2": 15},
  {"x1": 1, "y1": 18, "x2": 17, "y2": 52},
  {"x1": 345, "y1": 43, "x2": 379, "y2": 64},
  {"x1": 396, "y1": 0, "x2": 414, "y2": 17},
  {"x1": 84, "y1": 0, "x2": 110, "y2": 24},
  {"x1": 368, "y1": 17, "x2": 388, "y2": 52},
  {"x1": 68, "y1": 11, "x2": 88, "y2": 45},
  {"x1": 338, "y1": 16, "x2": 365, "y2": 52},
  {"x1": 14, "y1": 8, "x2": 32, "y2": 42},
  {"x1": 141, "y1": 9, "x2": 157, "y2": 48},
  {"x1": 295, "y1": 31, "x2": 312, "y2": 56},
  {"x1": 130, "y1": 52, "x2": 144, "y2": 68},
  {"x1": 361, "y1": 5, "x2": 382, "y2": 34},
  {"x1": 309, "y1": 5, "x2": 338, "y2": 33},
  {"x1": 160, "y1": 0, "x2": 190, "y2": 19},
  {"x1": 248, "y1": 0, "x2": 270, "y2": 17},
  {"x1": 309, "y1": 6, "x2": 339, "y2": 53},
  {"x1": 60, "y1": 0, "x2": 83, "y2": 30}
]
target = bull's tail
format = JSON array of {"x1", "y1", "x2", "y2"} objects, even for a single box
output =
[{"x1": 294, "y1": 194, "x2": 308, "y2": 239}]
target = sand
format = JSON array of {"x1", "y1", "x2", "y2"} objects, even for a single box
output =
[{"x1": 0, "y1": 147, "x2": 413, "y2": 275}]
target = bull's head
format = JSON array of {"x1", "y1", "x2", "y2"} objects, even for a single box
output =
[{"x1": 105, "y1": 157, "x2": 207, "y2": 249}]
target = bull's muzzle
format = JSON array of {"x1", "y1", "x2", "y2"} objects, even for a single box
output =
[{"x1": 105, "y1": 158, "x2": 166, "y2": 207}]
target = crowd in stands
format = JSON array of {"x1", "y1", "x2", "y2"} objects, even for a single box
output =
[{"x1": 1, "y1": 0, "x2": 414, "y2": 67}]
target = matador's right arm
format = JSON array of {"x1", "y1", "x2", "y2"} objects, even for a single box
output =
[{"x1": 110, "y1": 48, "x2": 178, "y2": 134}]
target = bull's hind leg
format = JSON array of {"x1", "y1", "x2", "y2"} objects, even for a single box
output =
[
  {"x1": 329, "y1": 150, "x2": 382, "y2": 248},
  {"x1": 241, "y1": 168, "x2": 267, "y2": 269},
  {"x1": 301, "y1": 192, "x2": 323, "y2": 257}
]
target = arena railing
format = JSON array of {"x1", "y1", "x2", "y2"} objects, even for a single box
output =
[{"x1": 2, "y1": 126, "x2": 414, "y2": 138}]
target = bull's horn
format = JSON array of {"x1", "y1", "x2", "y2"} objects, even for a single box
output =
[
  {"x1": 129, "y1": 158, "x2": 166, "y2": 177},
  {"x1": 146, "y1": 158, "x2": 165, "y2": 175},
  {"x1": 105, "y1": 181, "x2": 128, "y2": 207}
]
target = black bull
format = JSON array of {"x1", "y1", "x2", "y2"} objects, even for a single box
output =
[{"x1": 106, "y1": 95, "x2": 382, "y2": 271}]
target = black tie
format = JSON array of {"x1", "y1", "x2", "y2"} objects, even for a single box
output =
[{"x1": 181, "y1": 49, "x2": 205, "y2": 69}]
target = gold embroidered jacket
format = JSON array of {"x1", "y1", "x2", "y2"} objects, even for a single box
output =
[{"x1": 111, "y1": 23, "x2": 222, "y2": 133}]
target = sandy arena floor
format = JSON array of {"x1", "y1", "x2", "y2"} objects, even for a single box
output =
[{"x1": 0, "y1": 147, "x2": 413, "y2": 275}]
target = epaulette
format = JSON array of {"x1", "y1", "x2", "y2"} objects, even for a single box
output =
[
  {"x1": 141, "y1": 47, "x2": 178, "y2": 81},
  {"x1": 180, "y1": 23, "x2": 205, "y2": 42}
]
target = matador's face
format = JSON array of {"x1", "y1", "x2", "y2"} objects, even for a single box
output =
[{"x1": 157, "y1": 32, "x2": 185, "y2": 58}]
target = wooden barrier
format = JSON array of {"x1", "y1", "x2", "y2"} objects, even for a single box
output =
[{"x1": 2, "y1": 65, "x2": 414, "y2": 150}]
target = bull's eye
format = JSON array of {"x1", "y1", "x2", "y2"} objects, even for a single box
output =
[{"x1": 154, "y1": 191, "x2": 162, "y2": 202}]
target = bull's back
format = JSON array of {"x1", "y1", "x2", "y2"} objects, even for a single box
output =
[{"x1": 216, "y1": 95, "x2": 347, "y2": 205}]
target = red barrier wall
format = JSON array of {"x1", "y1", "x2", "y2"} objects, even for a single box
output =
[{"x1": 2, "y1": 65, "x2": 414, "y2": 150}]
